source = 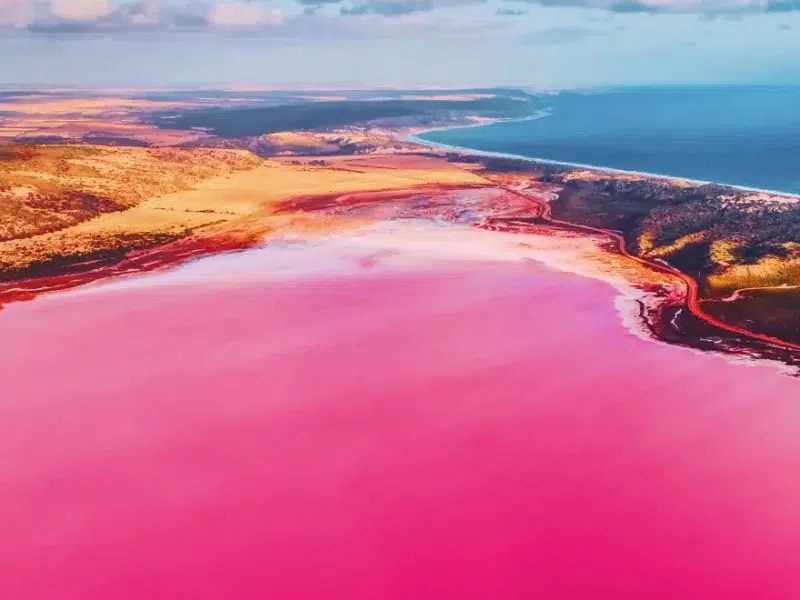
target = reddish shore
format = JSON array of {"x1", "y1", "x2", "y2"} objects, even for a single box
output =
[
  {"x1": 0, "y1": 231, "x2": 260, "y2": 307},
  {"x1": 2, "y1": 240, "x2": 800, "y2": 598},
  {"x1": 489, "y1": 185, "x2": 800, "y2": 354},
  {"x1": 2, "y1": 143, "x2": 798, "y2": 360}
]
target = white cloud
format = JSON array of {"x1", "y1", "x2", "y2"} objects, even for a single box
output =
[
  {"x1": 0, "y1": 0, "x2": 28, "y2": 26},
  {"x1": 49, "y1": 0, "x2": 112, "y2": 20},
  {"x1": 510, "y1": 0, "x2": 798, "y2": 13},
  {"x1": 208, "y1": 2, "x2": 283, "y2": 27}
]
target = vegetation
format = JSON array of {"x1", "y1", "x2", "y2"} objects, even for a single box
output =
[
  {"x1": 539, "y1": 173, "x2": 800, "y2": 293},
  {"x1": 149, "y1": 93, "x2": 539, "y2": 137},
  {"x1": 0, "y1": 143, "x2": 261, "y2": 279},
  {"x1": 523, "y1": 168, "x2": 800, "y2": 345}
]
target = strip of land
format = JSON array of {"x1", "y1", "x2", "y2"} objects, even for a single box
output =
[{"x1": 3, "y1": 87, "x2": 800, "y2": 366}]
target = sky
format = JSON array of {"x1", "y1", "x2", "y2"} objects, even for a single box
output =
[{"x1": 0, "y1": 0, "x2": 799, "y2": 87}]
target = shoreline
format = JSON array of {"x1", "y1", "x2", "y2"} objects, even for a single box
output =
[
  {"x1": 400, "y1": 121, "x2": 800, "y2": 365},
  {"x1": 405, "y1": 110, "x2": 551, "y2": 137},
  {"x1": 4, "y1": 115, "x2": 800, "y2": 364},
  {"x1": 406, "y1": 121, "x2": 800, "y2": 200},
  {"x1": 488, "y1": 181, "x2": 800, "y2": 363}
]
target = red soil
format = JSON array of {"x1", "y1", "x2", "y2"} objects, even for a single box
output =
[
  {"x1": 3, "y1": 179, "x2": 798, "y2": 357},
  {"x1": 490, "y1": 186, "x2": 800, "y2": 353},
  {"x1": 0, "y1": 233, "x2": 258, "y2": 307}
]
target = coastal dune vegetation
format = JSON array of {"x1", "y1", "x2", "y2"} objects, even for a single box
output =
[{"x1": 0, "y1": 144, "x2": 483, "y2": 283}]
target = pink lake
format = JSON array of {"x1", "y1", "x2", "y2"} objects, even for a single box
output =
[{"x1": 2, "y1": 238, "x2": 800, "y2": 599}]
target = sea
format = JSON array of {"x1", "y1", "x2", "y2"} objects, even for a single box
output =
[{"x1": 417, "y1": 85, "x2": 800, "y2": 195}]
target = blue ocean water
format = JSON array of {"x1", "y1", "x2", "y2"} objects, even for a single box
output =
[{"x1": 417, "y1": 86, "x2": 800, "y2": 195}]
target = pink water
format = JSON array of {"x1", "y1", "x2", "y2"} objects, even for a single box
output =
[{"x1": 2, "y1": 251, "x2": 800, "y2": 599}]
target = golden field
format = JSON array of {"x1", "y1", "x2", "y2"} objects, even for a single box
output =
[{"x1": 0, "y1": 145, "x2": 484, "y2": 278}]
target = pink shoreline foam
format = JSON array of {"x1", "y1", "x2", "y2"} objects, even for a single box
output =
[{"x1": 2, "y1": 243, "x2": 800, "y2": 598}]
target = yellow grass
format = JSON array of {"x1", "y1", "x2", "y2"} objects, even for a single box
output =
[
  {"x1": 646, "y1": 232, "x2": 706, "y2": 258},
  {"x1": 0, "y1": 145, "x2": 261, "y2": 241},
  {"x1": 0, "y1": 97, "x2": 189, "y2": 116},
  {"x1": 709, "y1": 239, "x2": 741, "y2": 267},
  {"x1": 1, "y1": 145, "x2": 261, "y2": 202},
  {"x1": 264, "y1": 132, "x2": 337, "y2": 152},
  {"x1": 564, "y1": 170, "x2": 642, "y2": 183},
  {"x1": 669, "y1": 178, "x2": 693, "y2": 188},
  {"x1": 707, "y1": 256, "x2": 800, "y2": 294},
  {"x1": 0, "y1": 150, "x2": 485, "y2": 277},
  {"x1": 0, "y1": 97, "x2": 210, "y2": 145},
  {"x1": 637, "y1": 230, "x2": 655, "y2": 254}
]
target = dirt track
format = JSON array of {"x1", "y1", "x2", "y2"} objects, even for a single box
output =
[{"x1": 489, "y1": 184, "x2": 800, "y2": 353}]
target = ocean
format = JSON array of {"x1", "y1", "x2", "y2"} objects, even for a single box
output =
[{"x1": 417, "y1": 85, "x2": 800, "y2": 195}]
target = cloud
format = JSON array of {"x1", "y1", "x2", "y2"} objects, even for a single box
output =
[
  {"x1": 0, "y1": 0, "x2": 28, "y2": 26},
  {"x1": 1, "y1": 0, "x2": 494, "y2": 32},
  {"x1": 24, "y1": 1, "x2": 200, "y2": 32},
  {"x1": 340, "y1": 0, "x2": 432, "y2": 15},
  {"x1": 336, "y1": 0, "x2": 484, "y2": 15},
  {"x1": 5, "y1": 0, "x2": 501, "y2": 37},
  {"x1": 520, "y1": 25, "x2": 605, "y2": 44},
  {"x1": 208, "y1": 1, "x2": 282, "y2": 26},
  {"x1": 49, "y1": 0, "x2": 112, "y2": 20},
  {"x1": 506, "y1": 0, "x2": 800, "y2": 14},
  {"x1": 4, "y1": 0, "x2": 290, "y2": 32},
  {"x1": 766, "y1": 0, "x2": 799, "y2": 10}
]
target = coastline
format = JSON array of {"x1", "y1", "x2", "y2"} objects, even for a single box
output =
[
  {"x1": 399, "y1": 120, "x2": 800, "y2": 366},
  {"x1": 404, "y1": 110, "x2": 551, "y2": 138},
  {"x1": 406, "y1": 121, "x2": 800, "y2": 200},
  {"x1": 4, "y1": 102, "x2": 800, "y2": 364}
]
